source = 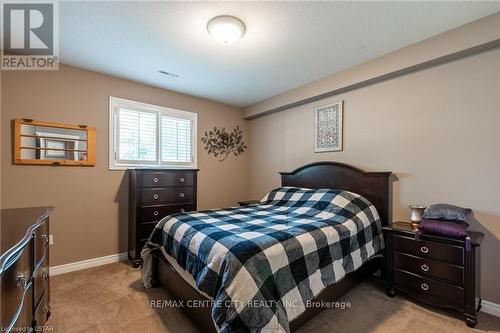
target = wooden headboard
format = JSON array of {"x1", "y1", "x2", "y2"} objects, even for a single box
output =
[{"x1": 280, "y1": 162, "x2": 393, "y2": 226}]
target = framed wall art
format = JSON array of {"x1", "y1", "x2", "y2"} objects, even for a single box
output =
[{"x1": 314, "y1": 101, "x2": 343, "y2": 152}]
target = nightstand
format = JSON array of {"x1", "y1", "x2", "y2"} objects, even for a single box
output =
[
  {"x1": 238, "y1": 200, "x2": 260, "y2": 206},
  {"x1": 383, "y1": 222, "x2": 484, "y2": 327}
]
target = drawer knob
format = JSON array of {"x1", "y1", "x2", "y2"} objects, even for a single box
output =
[
  {"x1": 153, "y1": 177, "x2": 159, "y2": 183},
  {"x1": 420, "y1": 283, "x2": 429, "y2": 291},
  {"x1": 179, "y1": 177, "x2": 185, "y2": 183},
  {"x1": 421, "y1": 264, "x2": 429, "y2": 272},
  {"x1": 153, "y1": 211, "x2": 159, "y2": 216},
  {"x1": 180, "y1": 208, "x2": 185, "y2": 213},
  {"x1": 16, "y1": 273, "x2": 27, "y2": 287},
  {"x1": 179, "y1": 192, "x2": 185, "y2": 198},
  {"x1": 420, "y1": 246, "x2": 429, "y2": 254},
  {"x1": 153, "y1": 194, "x2": 159, "y2": 200},
  {"x1": 42, "y1": 270, "x2": 49, "y2": 280}
]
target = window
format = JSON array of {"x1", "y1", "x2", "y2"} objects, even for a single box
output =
[{"x1": 109, "y1": 97, "x2": 197, "y2": 169}]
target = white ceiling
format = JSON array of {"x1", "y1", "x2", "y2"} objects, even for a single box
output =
[{"x1": 59, "y1": 2, "x2": 499, "y2": 107}]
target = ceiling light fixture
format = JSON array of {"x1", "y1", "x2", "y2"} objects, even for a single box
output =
[{"x1": 207, "y1": 15, "x2": 245, "y2": 45}]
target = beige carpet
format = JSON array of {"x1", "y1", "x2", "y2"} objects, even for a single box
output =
[{"x1": 48, "y1": 261, "x2": 500, "y2": 333}]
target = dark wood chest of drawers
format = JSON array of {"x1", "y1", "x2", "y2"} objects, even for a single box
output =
[
  {"x1": 128, "y1": 169, "x2": 199, "y2": 267},
  {"x1": 383, "y1": 222, "x2": 483, "y2": 327},
  {"x1": 1, "y1": 207, "x2": 53, "y2": 333}
]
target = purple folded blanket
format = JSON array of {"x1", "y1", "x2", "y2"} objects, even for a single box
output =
[{"x1": 415, "y1": 219, "x2": 471, "y2": 250}]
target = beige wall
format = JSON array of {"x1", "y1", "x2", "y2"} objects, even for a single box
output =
[
  {"x1": 246, "y1": 49, "x2": 500, "y2": 303},
  {"x1": 1, "y1": 64, "x2": 248, "y2": 266},
  {"x1": 0, "y1": 70, "x2": 2, "y2": 209}
]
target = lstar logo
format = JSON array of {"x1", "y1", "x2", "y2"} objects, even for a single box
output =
[{"x1": 1, "y1": 1, "x2": 58, "y2": 70}]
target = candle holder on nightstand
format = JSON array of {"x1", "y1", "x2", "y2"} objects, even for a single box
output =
[{"x1": 408, "y1": 205, "x2": 426, "y2": 229}]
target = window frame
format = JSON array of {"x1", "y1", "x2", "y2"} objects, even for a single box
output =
[{"x1": 109, "y1": 97, "x2": 197, "y2": 170}]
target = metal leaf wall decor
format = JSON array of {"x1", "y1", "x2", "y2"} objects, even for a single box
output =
[{"x1": 201, "y1": 126, "x2": 247, "y2": 161}]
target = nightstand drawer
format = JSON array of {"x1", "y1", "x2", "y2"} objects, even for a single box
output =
[
  {"x1": 394, "y1": 252, "x2": 463, "y2": 286},
  {"x1": 393, "y1": 235, "x2": 463, "y2": 265},
  {"x1": 394, "y1": 269, "x2": 464, "y2": 310}
]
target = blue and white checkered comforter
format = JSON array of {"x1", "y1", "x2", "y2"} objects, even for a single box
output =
[{"x1": 142, "y1": 187, "x2": 384, "y2": 333}]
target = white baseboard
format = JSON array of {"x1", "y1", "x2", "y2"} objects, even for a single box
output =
[
  {"x1": 50, "y1": 252, "x2": 128, "y2": 276},
  {"x1": 482, "y1": 300, "x2": 500, "y2": 317}
]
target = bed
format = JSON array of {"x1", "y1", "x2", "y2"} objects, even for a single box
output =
[{"x1": 141, "y1": 162, "x2": 393, "y2": 332}]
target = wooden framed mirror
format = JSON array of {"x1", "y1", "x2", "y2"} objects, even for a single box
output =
[{"x1": 13, "y1": 119, "x2": 96, "y2": 166}]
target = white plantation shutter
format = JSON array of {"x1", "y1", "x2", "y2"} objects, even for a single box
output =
[
  {"x1": 161, "y1": 116, "x2": 192, "y2": 163},
  {"x1": 118, "y1": 109, "x2": 157, "y2": 162},
  {"x1": 110, "y1": 97, "x2": 197, "y2": 169}
]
